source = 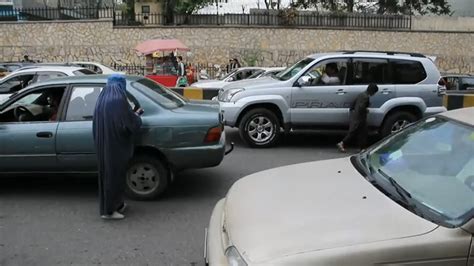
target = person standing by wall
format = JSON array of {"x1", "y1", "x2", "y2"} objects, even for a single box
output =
[
  {"x1": 93, "y1": 75, "x2": 143, "y2": 220},
  {"x1": 176, "y1": 56, "x2": 188, "y2": 87},
  {"x1": 337, "y1": 83, "x2": 379, "y2": 153}
]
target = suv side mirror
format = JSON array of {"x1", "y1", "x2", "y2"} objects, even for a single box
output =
[{"x1": 297, "y1": 76, "x2": 312, "y2": 87}]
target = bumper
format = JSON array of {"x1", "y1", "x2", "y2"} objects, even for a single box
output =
[
  {"x1": 165, "y1": 132, "x2": 227, "y2": 170},
  {"x1": 205, "y1": 199, "x2": 228, "y2": 266},
  {"x1": 424, "y1": 106, "x2": 447, "y2": 117},
  {"x1": 219, "y1": 101, "x2": 243, "y2": 127}
]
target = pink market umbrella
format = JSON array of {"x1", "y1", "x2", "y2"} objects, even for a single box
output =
[{"x1": 135, "y1": 39, "x2": 190, "y2": 55}]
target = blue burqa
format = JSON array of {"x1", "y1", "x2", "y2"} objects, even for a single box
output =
[{"x1": 93, "y1": 75, "x2": 142, "y2": 215}]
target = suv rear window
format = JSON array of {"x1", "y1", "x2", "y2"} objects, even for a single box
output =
[{"x1": 391, "y1": 60, "x2": 427, "y2": 84}]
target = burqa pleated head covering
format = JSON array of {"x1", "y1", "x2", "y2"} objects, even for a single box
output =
[{"x1": 93, "y1": 74, "x2": 132, "y2": 133}]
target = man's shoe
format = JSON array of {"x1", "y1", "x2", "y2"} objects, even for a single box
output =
[
  {"x1": 117, "y1": 203, "x2": 127, "y2": 214},
  {"x1": 101, "y1": 211, "x2": 125, "y2": 220},
  {"x1": 337, "y1": 142, "x2": 346, "y2": 153}
]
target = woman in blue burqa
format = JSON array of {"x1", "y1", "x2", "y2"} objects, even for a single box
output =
[{"x1": 93, "y1": 74, "x2": 142, "y2": 220}]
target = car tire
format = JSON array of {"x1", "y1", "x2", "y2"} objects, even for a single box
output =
[
  {"x1": 125, "y1": 155, "x2": 169, "y2": 200},
  {"x1": 381, "y1": 111, "x2": 418, "y2": 137},
  {"x1": 239, "y1": 108, "x2": 281, "y2": 148}
]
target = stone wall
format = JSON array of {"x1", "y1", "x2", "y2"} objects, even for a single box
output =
[{"x1": 0, "y1": 19, "x2": 473, "y2": 74}]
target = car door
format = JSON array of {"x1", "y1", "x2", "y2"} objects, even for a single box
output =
[
  {"x1": 0, "y1": 85, "x2": 67, "y2": 172},
  {"x1": 349, "y1": 58, "x2": 395, "y2": 126},
  {"x1": 55, "y1": 84, "x2": 105, "y2": 172},
  {"x1": 290, "y1": 58, "x2": 350, "y2": 126}
]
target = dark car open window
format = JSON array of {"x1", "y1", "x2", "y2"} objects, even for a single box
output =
[{"x1": 0, "y1": 86, "x2": 66, "y2": 123}]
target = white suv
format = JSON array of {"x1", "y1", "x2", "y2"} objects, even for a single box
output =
[
  {"x1": 218, "y1": 51, "x2": 447, "y2": 147},
  {"x1": 0, "y1": 66, "x2": 95, "y2": 104}
]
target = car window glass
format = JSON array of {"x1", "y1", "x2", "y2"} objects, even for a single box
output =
[
  {"x1": 351, "y1": 59, "x2": 389, "y2": 85},
  {"x1": 35, "y1": 72, "x2": 67, "y2": 83},
  {"x1": 73, "y1": 69, "x2": 96, "y2": 75},
  {"x1": 66, "y1": 86, "x2": 104, "y2": 121},
  {"x1": 0, "y1": 74, "x2": 35, "y2": 93},
  {"x1": 391, "y1": 60, "x2": 427, "y2": 84},
  {"x1": 0, "y1": 86, "x2": 66, "y2": 123},
  {"x1": 446, "y1": 77, "x2": 459, "y2": 91},
  {"x1": 304, "y1": 59, "x2": 349, "y2": 86},
  {"x1": 131, "y1": 78, "x2": 184, "y2": 109},
  {"x1": 368, "y1": 117, "x2": 474, "y2": 227},
  {"x1": 276, "y1": 57, "x2": 314, "y2": 81},
  {"x1": 248, "y1": 70, "x2": 265, "y2": 79},
  {"x1": 461, "y1": 77, "x2": 474, "y2": 90}
]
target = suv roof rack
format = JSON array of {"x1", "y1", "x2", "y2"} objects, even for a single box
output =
[{"x1": 339, "y1": 50, "x2": 426, "y2": 58}]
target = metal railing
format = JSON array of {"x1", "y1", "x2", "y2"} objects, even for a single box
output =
[
  {"x1": 0, "y1": 7, "x2": 411, "y2": 30},
  {"x1": 115, "y1": 12, "x2": 411, "y2": 29},
  {"x1": 0, "y1": 7, "x2": 114, "y2": 21}
]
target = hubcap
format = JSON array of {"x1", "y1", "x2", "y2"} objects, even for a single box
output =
[
  {"x1": 247, "y1": 116, "x2": 274, "y2": 143},
  {"x1": 391, "y1": 119, "x2": 410, "y2": 133},
  {"x1": 127, "y1": 163, "x2": 159, "y2": 195}
]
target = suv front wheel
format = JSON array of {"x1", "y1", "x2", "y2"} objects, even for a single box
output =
[
  {"x1": 239, "y1": 108, "x2": 281, "y2": 148},
  {"x1": 381, "y1": 111, "x2": 418, "y2": 137}
]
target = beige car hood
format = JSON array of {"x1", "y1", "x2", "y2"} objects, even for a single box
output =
[{"x1": 224, "y1": 157, "x2": 438, "y2": 263}]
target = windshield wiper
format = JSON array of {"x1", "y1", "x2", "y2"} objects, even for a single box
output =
[
  {"x1": 377, "y1": 169, "x2": 426, "y2": 219},
  {"x1": 378, "y1": 169, "x2": 412, "y2": 203}
]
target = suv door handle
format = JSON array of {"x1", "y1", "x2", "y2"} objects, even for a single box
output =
[
  {"x1": 381, "y1": 89, "x2": 392, "y2": 95},
  {"x1": 336, "y1": 89, "x2": 347, "y2": 95},
  {"x1": 36, "y1": 132, "x2": 53, "y2": 138}
]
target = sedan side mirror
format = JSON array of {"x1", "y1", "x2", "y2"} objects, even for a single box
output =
[{"x1": 297, "y1": 76, "x2": 312, "y2": 87}]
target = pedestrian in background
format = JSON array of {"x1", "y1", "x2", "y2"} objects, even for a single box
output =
[
  {"x1": 176, "y1": 56, "x2": 188, "y2": 87},
  {"x1": 337, "y1": 83, "x2": 379, "y2": 153},
  {"x1": 93, "y1": 74, "x2": 143, "y2": 220}
]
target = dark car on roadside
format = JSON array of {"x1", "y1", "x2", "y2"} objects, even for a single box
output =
[{"x1": 442, "y1": 74, "x2": 474, "y2": 91}]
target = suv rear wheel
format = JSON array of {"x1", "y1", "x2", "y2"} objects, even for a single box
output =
[
  {"x1": 239, "y1": 108, "x2": 281, "y2": 148},
  {"x1": 381, "y1": 111, "x2": 418, "y2": 137}
]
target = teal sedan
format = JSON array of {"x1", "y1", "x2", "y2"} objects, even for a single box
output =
[{"x1": 0, "y1": 75, "x2": 230, "y2": 200}]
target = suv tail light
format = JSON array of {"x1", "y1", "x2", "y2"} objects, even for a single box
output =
[
  {"x1": 204, "y1": 126, "x2": 222, "y2": 143},
  {"x1": 437, "y1": 78, "x2": 447, "y2": 95}
]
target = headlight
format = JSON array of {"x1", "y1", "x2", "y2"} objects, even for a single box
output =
[
  {"x1": 220, "y1": 88, "x2": 244, "y2": 102},
  {"x1": 225, "y1": 246, "x2": 247, "y2": 266}
]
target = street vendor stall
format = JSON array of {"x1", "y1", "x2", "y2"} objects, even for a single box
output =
[{"x1": 135, "y1": 39, "x2": 195, "y2": 87}]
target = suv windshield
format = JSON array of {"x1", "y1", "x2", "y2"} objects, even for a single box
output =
[
  {"x1": 362, "y1": 116, "x2": 474, "y2": 228},
  {"x1": 131, "y1": 78, "x2": 184, "y2": 109},
  {"x1": 276, "y1": 58, "x2": 314, "y2": 81}
]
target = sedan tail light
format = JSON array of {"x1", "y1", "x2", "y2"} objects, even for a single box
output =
[{"x1": 204, "y1": 126, "x2": 222, "y2": 143}]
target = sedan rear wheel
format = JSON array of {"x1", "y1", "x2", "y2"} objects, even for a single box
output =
[{"x1": 126, "y1": 155, "x2": 169, "y2": 200}]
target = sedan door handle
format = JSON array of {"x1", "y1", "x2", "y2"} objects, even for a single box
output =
[
  {"x1": 336, "y1": 89, "x2": 347, "y2": 95},
  {"x1": 36, "y1": 132, "x2": 53, "y2": 138}
]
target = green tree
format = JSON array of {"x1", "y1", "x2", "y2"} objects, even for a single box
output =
[
  {"x1": 174, "y1": 0, "x2": 215, "y2": 15},
  {"x1": 290, "y1": 0, "x2": 451, "y2": 15}
]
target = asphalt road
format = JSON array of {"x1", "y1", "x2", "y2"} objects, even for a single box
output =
[{"x1": 0, "y1": 128, "x2": 358, "y2": 266}]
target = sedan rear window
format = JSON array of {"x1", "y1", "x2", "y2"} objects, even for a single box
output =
[{"x1": 131, "y1": 78, "x2": 184, "y2": 109}]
